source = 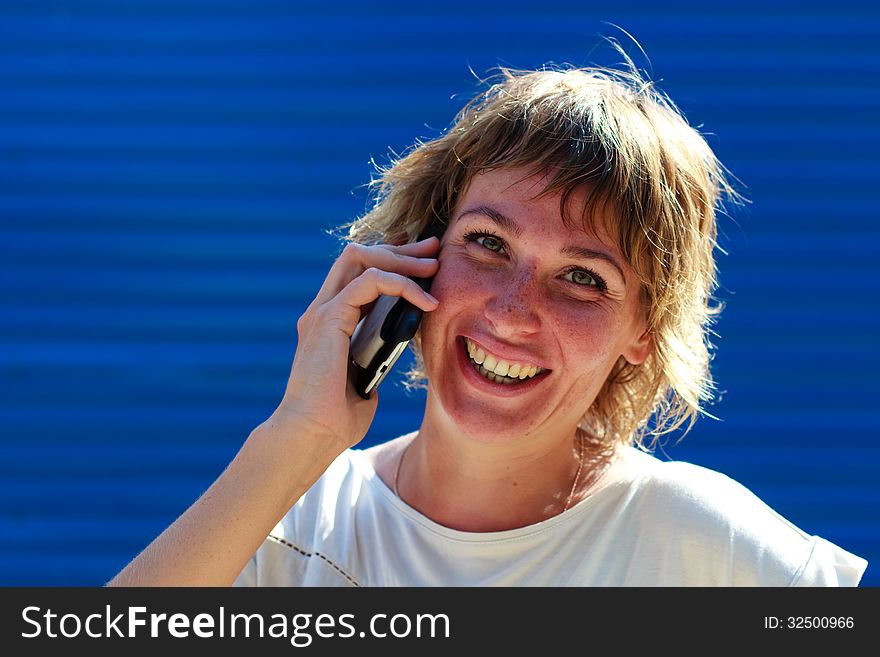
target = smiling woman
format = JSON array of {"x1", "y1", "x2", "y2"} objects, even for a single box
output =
[{"x1": 107, "y1": 54, "x2": 868, "y2": 587}]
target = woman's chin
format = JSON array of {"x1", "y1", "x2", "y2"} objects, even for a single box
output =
[{"x1": 429, "y1": 391, "x2": 545, "y2": 445}]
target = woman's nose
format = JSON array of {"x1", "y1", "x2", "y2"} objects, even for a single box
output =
[{"x1": 482, "y1": 268, "x2": 542, "y2": 337}]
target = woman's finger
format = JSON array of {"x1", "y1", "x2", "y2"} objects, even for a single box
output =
[
  {"x1": 376, "y1": 236, "x2": 442, "y2": 255},
  {"x1": 312, "y1": 238, "x2": 440, "y2": 307},
  {"x1": 323, "y1": 268, "x2": 440, "y2": 338}
]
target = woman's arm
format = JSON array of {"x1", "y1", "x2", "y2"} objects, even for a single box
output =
[
  {"x1": 105, "y1": 415, "x2": 339, "y2": 587},
  {"x1": 106, "y1": 237, "x2": 441, "y2": 587}
]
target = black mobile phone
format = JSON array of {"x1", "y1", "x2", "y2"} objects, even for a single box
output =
[{"x1": 348, "y1": 221, "x2": 443, "y2": 399}]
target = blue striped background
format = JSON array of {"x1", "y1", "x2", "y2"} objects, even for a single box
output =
[{"x1": 1, "y1": 1, "x2": 877, "y2": 585}]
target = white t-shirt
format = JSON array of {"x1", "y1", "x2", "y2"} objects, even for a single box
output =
[{"x1": 234, "y1": 444, "x2": 867, "y2": 587}]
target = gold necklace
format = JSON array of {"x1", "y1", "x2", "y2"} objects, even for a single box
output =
[
  {"x1": 394, "y1": 436, "x2": 585, "y2": 512},
  {"x1": 563, "y1": 435, "x2": 584, "y2": 511}
]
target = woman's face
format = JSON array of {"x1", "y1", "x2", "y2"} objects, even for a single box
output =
[{"x1": 419, "y1": 167, "x2": 651, "y2": 445}]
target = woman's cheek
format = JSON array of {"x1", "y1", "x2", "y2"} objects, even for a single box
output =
[
  {"x1": 431, "y1": 260, "x2": 483, "y2": 307},
  {"x1": 419, "y1": 264, "x2": 476, "y2": 357}
]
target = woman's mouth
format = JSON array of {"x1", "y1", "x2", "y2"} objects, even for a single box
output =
[
  {"x1": 464, "y1": 337, "x2": 546, "y2": 384},
  {"x1": 455, "y1": 336, "x2": 550, "y2": 395}
]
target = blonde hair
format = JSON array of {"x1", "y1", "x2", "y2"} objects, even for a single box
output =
[{"x1": 338, "y1": 57, "x2": 741, "y2": 452}]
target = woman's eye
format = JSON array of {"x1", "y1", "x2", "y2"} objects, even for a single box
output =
[
  {"x1": 475, "y1": 234, "x2": 505, "y2": 253},
  {"x1": 565, "y1": 269, "x2": 599, "y2": 287}
]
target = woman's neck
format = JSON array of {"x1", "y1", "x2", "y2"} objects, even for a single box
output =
[{"x1": 394, "y1": 414, "x2": 614, "y2": 533}]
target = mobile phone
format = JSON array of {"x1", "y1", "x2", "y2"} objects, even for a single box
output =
[{"x1": 348, "y1": 221, "x2": 443, "y2": 399}]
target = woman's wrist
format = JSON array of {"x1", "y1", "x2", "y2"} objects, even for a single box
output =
[{"x1": 244, "y1": 411, "x2": 350, "y2": 505}]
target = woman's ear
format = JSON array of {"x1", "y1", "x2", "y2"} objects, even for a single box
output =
[{"x1": 622, "y1": 327, "x2": 652, "y2": 366}]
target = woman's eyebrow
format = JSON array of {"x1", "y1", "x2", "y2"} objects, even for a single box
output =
[
  {"x1": 457, "y1": 205, "x2": 626, "y2": 281},
  {"x1": 560, "y1": 244, "x2": 625, "y2": 281},
  {"x1": 458, "y1": 205, "x2": 522, "y2": 237}
]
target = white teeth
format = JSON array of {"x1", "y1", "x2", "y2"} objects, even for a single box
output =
[
  {"x1": 463, "y1": 338, "x2": 545, "y2": 381},
  {"x1": 477, "y1": 365, "x2": 517, "y2": 385}
]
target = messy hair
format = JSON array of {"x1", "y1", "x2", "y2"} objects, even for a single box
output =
[{"x1": 337, "y1": 54, "x2": 741, "y2": 452}]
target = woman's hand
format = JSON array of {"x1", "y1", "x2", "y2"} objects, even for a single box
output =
[
  {"x1": 106, "y1": 240, "x2": 440, "y2": 587},
  {"x1": 259, "y1": 236, "x2": 441, "y2": 455}
]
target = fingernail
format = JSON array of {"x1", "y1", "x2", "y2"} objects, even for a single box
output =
[{"x1": 425, "y1": 293, "x2": 440, "y2": 305}]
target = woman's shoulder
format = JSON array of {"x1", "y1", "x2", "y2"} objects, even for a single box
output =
[
  {"x1": 612, "y1": 446, "x2": 867, "y2": 586},
  {"x1": 618, "y1": 447, "x2": 804, "y2": 541},
  {"x1": 622, "y1": 448, "x2": 762, "y2": 502}
]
